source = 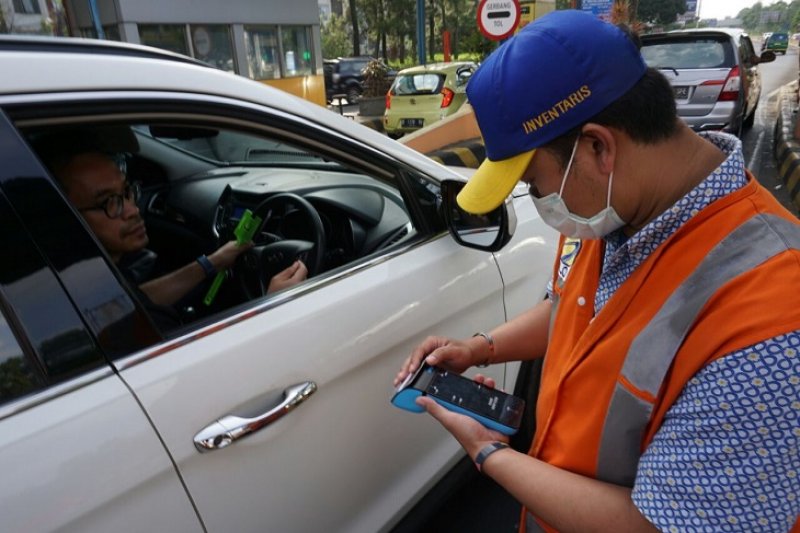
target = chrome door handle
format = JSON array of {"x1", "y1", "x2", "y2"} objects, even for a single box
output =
[{"x1": 193, "y1": 381, "x2": 317, "y2": 453}]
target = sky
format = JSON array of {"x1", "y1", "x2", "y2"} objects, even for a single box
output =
[{"x1": 698, "y1": 0, "x2": 776, "y2": 20}]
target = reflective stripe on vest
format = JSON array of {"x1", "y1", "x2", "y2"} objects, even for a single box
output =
[{"x1": 596, "y1": 214, "x2": 800, "y2": 486}]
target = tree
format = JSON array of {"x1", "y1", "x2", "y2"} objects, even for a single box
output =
[
  {"x1": 321, "y1": 14, "x2": 351, "y2": 59},
  {"x1": 636, "y1": 0, "x2": 686, "y2": 24},
  {"x1": 384, "y1": 0, "x2": 416, "y2": 62},
  {"x1": 349, "y1": 0, "x2": 361, "y2": 55}
]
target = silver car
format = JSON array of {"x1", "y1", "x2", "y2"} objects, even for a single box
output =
[{"x1": 641, "y1": 28, "x2": 776, "y2": 136}]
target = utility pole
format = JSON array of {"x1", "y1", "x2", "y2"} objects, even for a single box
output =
[
  {"x1": 417, "y1": 0, "x2": 426, "y2": 65},
  {"x1": 88, "y1": 0, "x2": 104, "y2": 39}
]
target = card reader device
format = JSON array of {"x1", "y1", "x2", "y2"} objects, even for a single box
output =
[{"x1": 391, "y1": 362, "x2": 525, "y2": 436}]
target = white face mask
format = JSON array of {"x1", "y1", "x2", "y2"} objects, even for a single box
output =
[{"x1": 530, "y1": 137, "x2": 626, "y2": 240}]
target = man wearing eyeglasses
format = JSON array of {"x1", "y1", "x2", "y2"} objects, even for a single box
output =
[{"x1": 53, "y1": 151, "x2": 307, "y2": 328}]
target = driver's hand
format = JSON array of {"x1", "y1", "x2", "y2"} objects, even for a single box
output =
[
  {"x1": 267, "y1": 260, "x2": 308, "y2": 293},
  {"x1": 209, "y1": 240, "x2": 254, "y2": 272}
]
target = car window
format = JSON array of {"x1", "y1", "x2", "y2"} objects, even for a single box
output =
[
  {"x1": 20, "y1": 109, "x2": 424, "y2": 345},
  {"x1": 136, "y1": 126, "x2": 337, "y2": 166},
  {"x1": 0, "y1": 309, "x2": 44, "y2": 404},
  {"x1": 393, "y1": 73, "x2": 445, "y2": 95},
  {"x1": 739, "y1": 36, "x2": 756, "y2": 67},
  {"x1": 641, "y1": 37, "x2": 732, "y2": 69},
  {"x1": 0, "y1": 191, "x2": 105, "y2": 405},
  {"x1": 340, "y1": 60, "x2": 367, "y2": 75}
]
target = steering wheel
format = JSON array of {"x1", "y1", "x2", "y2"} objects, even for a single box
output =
[{"x1": 236, "y1": 192, "x2": 326, "y2": 299}]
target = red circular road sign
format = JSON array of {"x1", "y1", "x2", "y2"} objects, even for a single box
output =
[{"x1": 477, "y1": 0, "x2": 521, "y2": 41}]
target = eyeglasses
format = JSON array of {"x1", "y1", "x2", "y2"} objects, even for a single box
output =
[{"x1": 78, "y1": 182, "x2": 141, "y2": 219}]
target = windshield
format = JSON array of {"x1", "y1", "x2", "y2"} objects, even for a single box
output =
[{"x1": 134, "y1": 125, "x2": 337, "y2": 167}]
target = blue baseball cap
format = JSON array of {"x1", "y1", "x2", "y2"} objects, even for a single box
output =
[{"x1": 457, "y1": 10, "x2": 647, "y2": 214}]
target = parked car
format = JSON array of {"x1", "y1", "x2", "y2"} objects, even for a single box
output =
[
  {"x1": 383, "y1": 61, "x2": 477, "y2": 139},
  {"x1": 322, "y1": 56, "x2": 380, "y2": 104},
  {"x1": 762, "y1": 31, "x2": 789, "y2": 54},
  {"x1": 641, "y1": 28, "x2": 775, "y2": 136},
  {"x1": 0, "y1": 35, "x2": 557, "y2": 532}
]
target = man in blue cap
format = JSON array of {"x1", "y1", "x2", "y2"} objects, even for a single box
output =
[{"x1": 395, "y1": 10, "x2": 800, "y2": 532}]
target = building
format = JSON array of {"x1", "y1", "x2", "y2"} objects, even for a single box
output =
[
  {"x1": 0, "y1": 0, "x2": 52, "y2": 34},
  {"x1": 61, "y1": 0, "x2": 326, "y2": 105}
]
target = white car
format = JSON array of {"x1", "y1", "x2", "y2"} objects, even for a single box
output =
[{"x1": 0, "y1": 36, "x2": 558, "y2": 532}]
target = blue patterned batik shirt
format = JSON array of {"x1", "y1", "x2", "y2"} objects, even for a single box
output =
[{"x1": 595, "y1": 132, "x2": 799, "y2": 531}]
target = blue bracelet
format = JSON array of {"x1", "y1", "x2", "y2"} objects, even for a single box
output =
[{"x1": 196, "y1": 255, "x2": 216, "y2": 277}]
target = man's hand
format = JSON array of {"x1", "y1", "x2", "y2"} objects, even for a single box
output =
[
  {"x1": 415, "y1": 386, "x2": 508, "y2": 461},
  {"x1": 208, "y1": 240, "x2": 254, "y2": 272},
  {"x1": 393, "y1": 336, "x2": 479, "y2": 387},
  {"x1": 267, "y1": 260, "x2": 308, "y2": 293}
]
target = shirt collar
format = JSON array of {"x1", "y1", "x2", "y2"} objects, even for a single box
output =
[{"x1": 605, "y1": 131, "x2": 747, "y2": 257}]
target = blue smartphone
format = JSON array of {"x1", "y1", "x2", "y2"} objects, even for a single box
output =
[{"x1": 391, "y1": 362, "x2": 525, "y2": 436}]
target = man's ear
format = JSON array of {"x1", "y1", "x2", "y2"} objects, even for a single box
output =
[{"x1": 579, "y1": 123, "x2": 616, "y2": 175}]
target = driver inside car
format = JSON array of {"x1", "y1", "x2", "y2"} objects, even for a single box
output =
[{"x1": 50, "y1": 150, "x2": 307, "y2": 332}]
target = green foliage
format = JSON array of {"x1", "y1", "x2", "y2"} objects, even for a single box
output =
[
  {"x1": 637, "y1": 0, "x2": 687, "y2": 24},
  {"x1": 0, "y1": 4, "x2": 8, "y2": 33},
  {"x1": 737, "y1": 0, "x2": 800, "y2": 32},
  {"x1": 388, "y1": 51, "x2": 484, "y2": 70},
  {"x1": 362, "y1": 58, "x2": 392, "y2": 97},
  {"x1": 0, "y1": 358, "x2": 37, "y2": 401},
  {"x1": 323, "y1": 1, "x2": 575, "y2": 64},
  {"x1": 321, "y1": 14, "x2": 351, "y2": 59}
]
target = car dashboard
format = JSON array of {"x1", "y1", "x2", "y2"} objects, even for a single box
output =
[{"x1": 142, "y1": 165, "x2": 414, "y2": 276}]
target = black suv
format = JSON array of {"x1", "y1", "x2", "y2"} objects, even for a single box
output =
[{"x1": 323, "y1": 56, "x2": 374, "y2": 103}]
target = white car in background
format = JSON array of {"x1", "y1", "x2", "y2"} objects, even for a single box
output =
[{"x1": 0, "y1": 37, "x2": 557, "y2": 532}]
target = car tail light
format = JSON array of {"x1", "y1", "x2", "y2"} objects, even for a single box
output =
[
  {"x1": 702, "y1": 66, "x2": 741, "y2": 102},
  {"x1": 386, "y1": 90, "x2": 393, "y2": 110},
  {"x1": 441, "y1": 87, "x2": 455, "y2": 108}
]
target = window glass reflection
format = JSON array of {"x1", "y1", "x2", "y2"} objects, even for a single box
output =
[
  {"x1": 190, "y1": 25, "x2": 235, "y2": 73},
  {"x1": 0, "y1": 312, "x2": 44, "y2": 405},
  {"x1": 281, "y1": 26, "x2": 313, "y2": 77},
  {"x1": 245, "y1": 26, "x2": 281, "y2": 80},
  {"x1": 139, "y1": 24, "x2": 189, "y2": 56}
]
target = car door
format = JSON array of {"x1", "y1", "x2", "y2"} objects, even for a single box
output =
[
  {"x1": 121, "y1": 108, "x2": 515, "y2": 533},
  {"x1": 11, "y1": 94, "x2": 535, "y2": 532},
  {"x1": 738, "y1": 34, "x2": 761, "y2": 118},
  {"x1": 0, "y1": 112, "x2": 201, "y2": 532},
  {"x1": 124, "y1": 126, "x2": 509, "y2": 531}
]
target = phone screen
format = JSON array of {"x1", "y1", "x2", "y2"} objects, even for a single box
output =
[{"x1": 424, "y1": 368, "x2": 525, "y2": 429}]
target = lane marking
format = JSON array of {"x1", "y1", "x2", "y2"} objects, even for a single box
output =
[{"x1": 747, "y1": 130, "x2": 766, "y2": 171}]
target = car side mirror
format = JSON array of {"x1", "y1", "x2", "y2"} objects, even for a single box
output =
[
  {"x1": 440, "y1": 179, "x2": 516, "y2": 252},
  {"x1": 757, "y1": 50, "x2": 776, "y2": 64}
]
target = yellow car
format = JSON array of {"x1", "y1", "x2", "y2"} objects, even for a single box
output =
[{"x1": 383, "y1": 61, "x2": 476, "y2": 139}]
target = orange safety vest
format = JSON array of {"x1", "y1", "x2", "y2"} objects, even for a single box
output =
[{"x1": 523, "y1": 177, "x2": 800, "y2": 532}]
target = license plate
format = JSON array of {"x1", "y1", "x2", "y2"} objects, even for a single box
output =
[
  {"x1": 673, "y1": 86, "x2": 690, "y2": 99},
  {"x1": 401, "y1": 118, "x2": 424, "y2": 128}
]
